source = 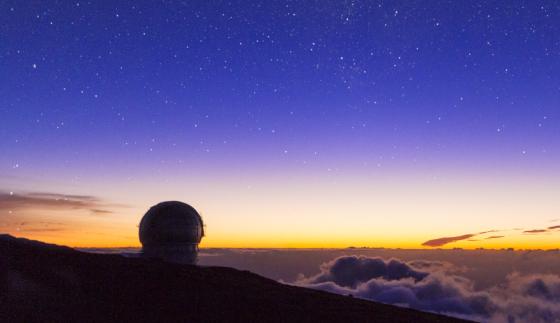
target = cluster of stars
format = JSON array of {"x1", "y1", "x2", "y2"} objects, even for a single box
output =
[{"x1": 1, "y1": 1, "x2": 559, "y2": 181}]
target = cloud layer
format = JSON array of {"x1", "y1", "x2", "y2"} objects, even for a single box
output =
[
  {"x1": 0, "y1": 191, "x2": 115, "y2": 215},
  {"x1": 422, "y1": 225, "x2": 560, "y2": 247},
  {"x1": 422, "y1": 234, "x2": 476, "y2": 247},
  {"x1": 523, "y1": 225, "x2": 560, "y2": 234},
  {"x1": 296, "y1": 256, "x2": 560, "y2": 322},
  {"x1": 0, "y1": 190, "x2": 125, "y2": 235}
]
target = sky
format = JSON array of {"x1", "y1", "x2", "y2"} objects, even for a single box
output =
[{"x1": 1, "y1": 1, "x2": 559, "y2": 248}]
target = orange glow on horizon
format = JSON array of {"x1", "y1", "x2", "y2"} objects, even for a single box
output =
[
  {"x1": 4, "y1": 228, "x2": 559, "y2": 251},
  {"x1": 2, "y1": 173, "x2": 559, "y2": 250}
]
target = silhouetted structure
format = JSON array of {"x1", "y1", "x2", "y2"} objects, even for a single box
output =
[{"x1": 139, "y1": 201, "x2": 204, "y2": 264}]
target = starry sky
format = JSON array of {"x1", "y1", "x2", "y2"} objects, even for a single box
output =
[{"x1": 1, "y1": 1, "x2": 559, "y2": 248}]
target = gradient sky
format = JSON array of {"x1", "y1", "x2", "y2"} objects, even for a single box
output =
[{"x1": 1, "y1": 1, "x2": 559, "y2": 248}]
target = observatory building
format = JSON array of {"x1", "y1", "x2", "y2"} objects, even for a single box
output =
[{"x1": 139, "y1": 201, "x2": 204, "y2": 264}]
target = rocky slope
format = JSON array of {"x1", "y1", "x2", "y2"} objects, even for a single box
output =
[{"x1": 0, "y1": 235, "x2": 469, "y2": 322}]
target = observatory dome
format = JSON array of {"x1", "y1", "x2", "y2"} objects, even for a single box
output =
[{"x1": 139, "y1": 201, "x2": 204, "y2": 264}]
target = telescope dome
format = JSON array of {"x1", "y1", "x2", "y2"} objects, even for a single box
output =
[{"x1": 139, "y1": 201, "x2": 204, "y2": 264}]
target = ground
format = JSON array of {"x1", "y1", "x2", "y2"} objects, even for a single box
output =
[{"x1": 0, "y1": 235, "x2": 470, "y2": 322}]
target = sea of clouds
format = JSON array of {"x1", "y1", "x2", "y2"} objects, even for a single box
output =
[{"x1": 294, "y1": 256, "x2": 560, "y2": 322}]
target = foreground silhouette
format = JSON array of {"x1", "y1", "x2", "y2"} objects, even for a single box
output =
[{"x1": 0, "y1": 235, "x2": 468, "y2": 322}]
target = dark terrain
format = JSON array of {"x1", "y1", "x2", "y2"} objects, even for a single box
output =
[{"x1": 0, "y1": 235, "x2": 469, "y2": 322}]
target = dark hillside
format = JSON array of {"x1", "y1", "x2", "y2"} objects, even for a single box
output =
[{"x1": 0, "y1": 235, "x2": 469, "y2": 322}]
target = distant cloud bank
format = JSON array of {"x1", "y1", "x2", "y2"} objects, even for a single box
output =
[
  {"x1": 422, "y1": 234, "x2": 476, "y2": 247},
  {"x1": 422, "y1": 225, "x2": 560, "y2": 247},
  {"x1": 0, "y1": 190, "x2": 124, "y2": 234},
  {"x1": 0, "y1": 191, "x2": 119, "y2": 215}
]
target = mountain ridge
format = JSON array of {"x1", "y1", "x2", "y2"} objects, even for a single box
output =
[{"x1": 0, "y1": 234, "x2": 469, "y2": 322}]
